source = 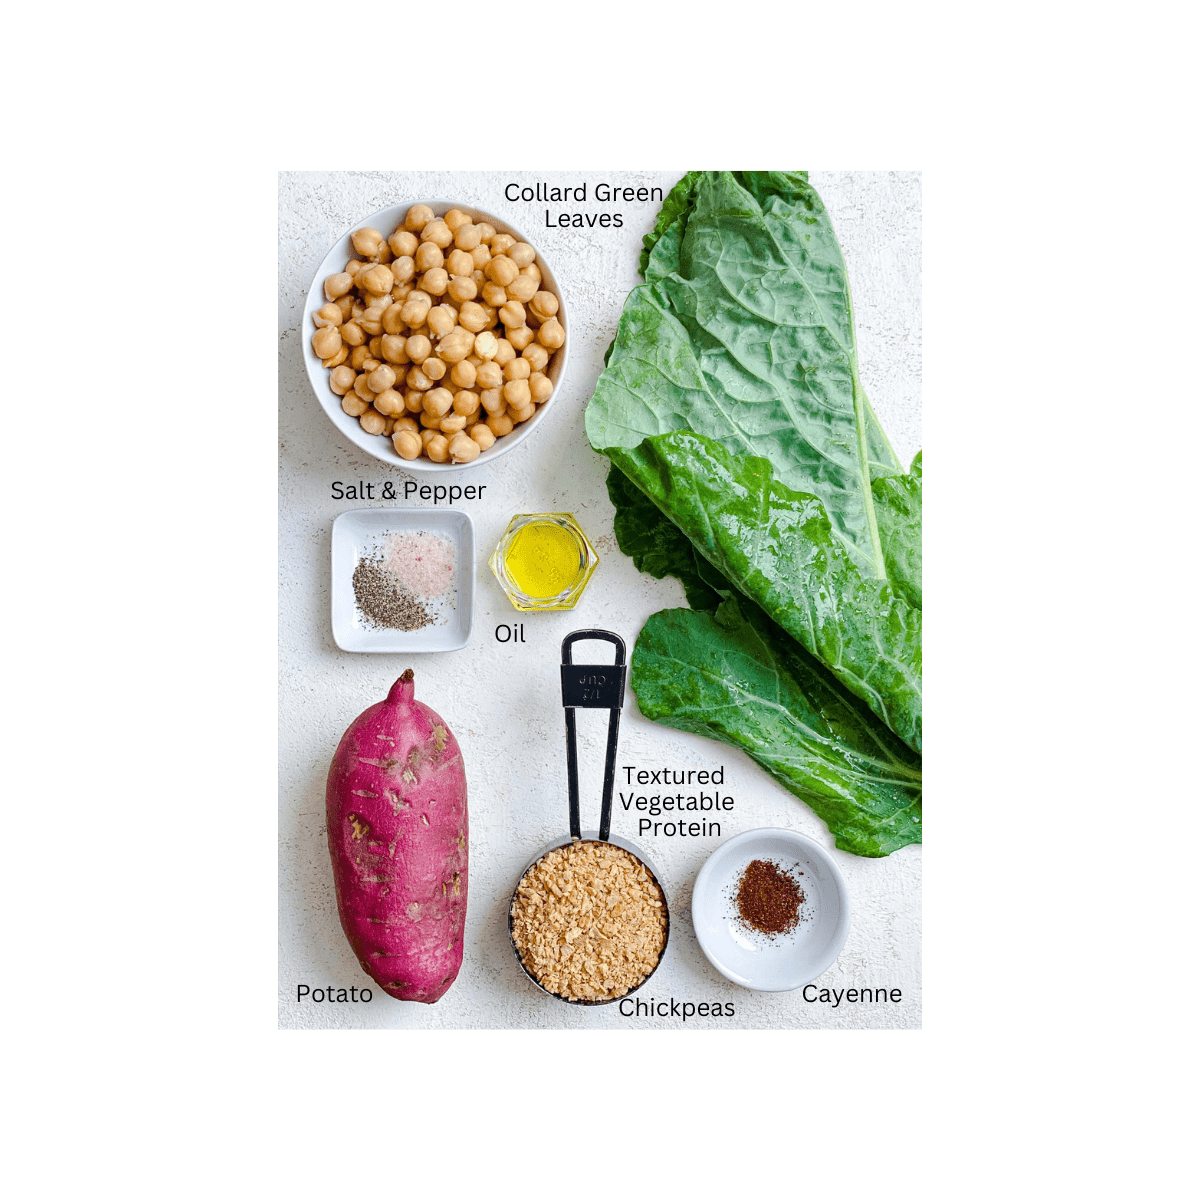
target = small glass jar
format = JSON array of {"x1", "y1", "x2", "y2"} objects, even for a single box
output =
[{"x1": 489, "y1": 512, "x2": 598, "y2": 612}]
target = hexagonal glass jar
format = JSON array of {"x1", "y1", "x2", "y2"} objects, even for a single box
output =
[{"x1": 489, "y1": 512, "x2": 598, "y2": 612}]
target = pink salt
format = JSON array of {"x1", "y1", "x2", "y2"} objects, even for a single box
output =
[{"x1": 381, "y1": 531, "x2": 455, "y2": 599}]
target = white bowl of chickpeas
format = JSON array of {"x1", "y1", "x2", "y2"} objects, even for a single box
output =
[{"x1": 303, "y1": 200, "x2": 568, "y2": 469}]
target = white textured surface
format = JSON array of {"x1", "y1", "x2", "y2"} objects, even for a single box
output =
[{"x1": 279, "y1": 171, "x2": 922, "y2": 1029}]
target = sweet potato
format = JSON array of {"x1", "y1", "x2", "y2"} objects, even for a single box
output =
[{"x1": 325, "y1": 670, "x2": 468, "y2": 1002}]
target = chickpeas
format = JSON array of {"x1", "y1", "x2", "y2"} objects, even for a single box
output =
[
  {"x1": 393, "y1": 429, "x2": 422, "y2": 460},
  {"x1": 485, "y1": 255, "x2": 519, "y2": 287},
  {"x1": 448, "y1": 431, "x2": 480, "y2": 463},
  {"x1": 351, "y1": 227, "x2": 386, "y2": 258},
  {"x1": 537, "y1": 318, "x2": 565, "y2": 349},
  {"x1": 312, "y1": 326, "x2": 341, "y2": 358},
  {"x1": 367, "y1": 364, "x2": 396, "y2": 393},
  {"x1": 324, "y1": 272, "x2": 353, "y2": 301},
  {"x1": 329, "y1": 364, "x2": 355, "y2": 395},
  {"x1": 317, "y1": 204, "x2": 562, "y2": 461},
  {"x1": 530, "y1": 291, "x2": 559, "y2": 322}
]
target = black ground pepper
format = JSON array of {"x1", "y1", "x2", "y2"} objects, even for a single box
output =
[
  {"x1": 735, "y1": 859, "x2": 804, "y2": 936},
  {"x1": 352, "y1": 555, "x2": 433, "y2": 631}
]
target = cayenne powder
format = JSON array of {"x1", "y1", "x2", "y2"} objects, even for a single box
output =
[{"x1": 735, "y1": 859, "x2": 804, "y2": 936}]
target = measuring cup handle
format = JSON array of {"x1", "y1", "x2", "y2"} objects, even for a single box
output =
[{"x1": 561, "y1": 630, "x2": 627, "y2": 842}]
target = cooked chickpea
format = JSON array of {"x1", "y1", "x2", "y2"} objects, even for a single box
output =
[
  {"x1": 427, "y1": 305, "x2": 457, "y2": 339},
  {"x1": 338, "y1": 321, "x2": 364, "y2": 349},
  {"x1": 423, "y1": 386, "x2": 454, "y2": 417},
  {"x1": 521, "y1": 263, "x2": 542, "y2": 285},
  {"x1": 485, "y1": 255, "x2": 519, "y2": 287},
  {"x1": 448, "y1": 431, "x2": 480, "y2": 463},
  {"x1": 378, "y1": 303, "x2": 403, "y2": 335},
  {"x1": 508, "y1": 242, "x2": 536, "y2": 268},
  {"x1": 508, "y1": 325, "x2": 535, "y2": 351},
  {"x1": 450, "y1": 359, "x2": 477, "y2": 389},
  {"x1": 482, "y1": 281, "x2": 508, "y2": 307},
  {"x1": 445, "y1": 248, "x2": 473, "y2": 277},
  {"x1": 391, "y1": 256, "x2": 415, "y2": 285},
  {"x1": 388, "y1": 229, "x2": 418, "y2": 257},
  {"x1": 368, "y1": 335, "x2": 384, "y2": 359},
  {"x1": 509, "y1": 402, "x2": 536, "y2": 424},
  {"x1": 353, "y1": 373, "x2": 375, "y2": 401},
  {"x1": 382, "y1": 417, "x2": 397, "y2": 436},
  {"x1": 470, "y1": 424, "x2": 496, "y2": 451},
  {"x1": 361, "y1": 308, "x2": 387, "y2": 337},
  {"x1": 491, "y1": 233, "x2": 516, "y2": 254},
  {"x1": 407, "y1": 365, "x2": 433, "y2": 391},
  {"x1": 404, "y1": 389, "x2": 425, "y2": 413},
  {"x1": 405, "y1": 333, "x2": 431, "y2": 364},
  {"x1": 465, "y1": 334, "x2": 494, "y2": 364},
  {"x1": 414, "y1": 241, "x2": 443, "y2": 272},
  {"x1": 522, "y1": 343, "x2": 550, "y2": 372},
  {"x1": 538, "y1": 318, "x2": 565, "y2": 349},
  {"x1": 504, "y1": 358, "x2": 531, "y2": 382},
  {"x1": 420, "y1": 428, "x2": 439, "y2": 448},
  {"x1": 393, "y1": 429, "x2": 422, "y2": 460},
  {"x1": 405, "y1": 204, "x2": 434, "y2": 232},
  {"x1": 426, "y1": 433, "x2": 450, "y2": 462},
  {"x1": 351, "y1": 227, "x2": 386, "y2": 258},
  {"x1": 373, "y1": 387, "x2": 404, "y2": 416},
  {"x1": 401, "y1": 292, "x2": 432, "y2": 326},
  {"x1": 486, "y1": 412, "x2": 514, "y2": 437},
  {"x1": 324, "y1": 272, "x2": 353, "y2": 301},
  {"x1": 506, "y1": 274, "x2": 538, "y2": 303},
  {"x1": 529, "y1": 372, "x2": 554, "y2": 404},
  {"x1": 474, "y1": 361, "x2": 502, "y2": 391},
  {"x1": 443, "y1": 208, "x2": 471, "y2": 234},
  {"x1": 423, "y1": 358, "x2": 447, "y2": 381},
  {"x1": 421, "y1": 267, "x2": 449, "y2": 296},
  {"x1": 447, "y1": 275, "x2": 477, "y2": 304},
  {"x1": 360, "y1": 409, "x2": 386, "y2": 435},
  {"x1": 349, "y1": 344, "x2": 370, "y2": 370},
  {"x1": 440, "y1": 412, "x2": 468, "y2": 434},
  {"x1": 342, "y1": 393, "x2": 369, "y2": 417},
  {"x1": 359, "y1": 264, "x2": 394, "y2": 295},
  {"x1": 499, "y1": 300, "x2": 527, "y2": 329},
  {"x1": 453, "y1": 223, "x2": 482, "y2": 251},
  {"x1": 394, "y1": 416, "x2": 419, "y2": 433},
  {"x1": 479, "y1": 387, "x2": 505, "y2": 414},
  {"x1": 493, "y1": 338, "x2": 516, "y2": 366},
  {"x1": 329, "y1": 365, "x2": 356, "y2": 395},
  {"x1": 345, "y1": 259, "x2": 367, "y2": 279},
  {"x1": 476, "y1": 222, "x2": 497, "y2": 243},
  {"x1": 335, "y1": 293, "x2": 355, "y2": 321},
  {"x1": 313, "y1": 302, "x2": 343, "y2": 328},
  {"x1": 312, "y1": 326, "x2": 342, "y2": 358},
  {"x1": 322, "y1": 345, "x2": 348, "y2": 369},
  {"x1": 453, "y1": 388, "x2": 481, "y2": 415},
  {"x1": 504, "y1": 378, "x2": 532, "y2": 408},
  {"x1": 379, "y1": 335, "x2": 409, "y2": 364},
  {"x1": 530, "y1": 291, "x2": 559, "y2": 322},
  {"x1": 419, "y1": 409, "x2": 444, "y2": 429},
  {"x1": 470, "y1": 244, "x2": 492, "y2": 270},
  {"x1": 437, "y1": 327, "x2": 474, "y2": 363},
  {"x1": 455, "y1": 301, "x2": 490, "y2": 333},
  {"x1": 366, "y1": 364, "x2": 396, "y2": 393},
  {"x1": 361, "y1": 357, "x2": 383, "y2": 373},
  {"x1": 392, "y1": 281, "x2": 414, "y2": 302},
  {"x1": 421, "y1": 219, "x2": 453, "y2": 248}
]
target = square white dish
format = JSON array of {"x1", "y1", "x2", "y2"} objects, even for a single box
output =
[{"x1": 331, "y1": 507, "x2": 474, "y2": 653}]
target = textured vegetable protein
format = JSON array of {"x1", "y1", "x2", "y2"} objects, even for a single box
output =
[
  {"x1": 510, "y1": 840, "x2": 667, "y2": 1002},
  {"x1": 325, "y1": 671, "x2": 468, "y2": 1003}
]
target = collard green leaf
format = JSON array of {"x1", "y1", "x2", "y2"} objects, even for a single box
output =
[
  {"x1": 872, "y1": 452, "x2": 922, "y2": 609},
  {"x1": 587, "y1": 171, "x2": 890, "y2": 577},
  {"x1": 611, "y1": 431, "x2": 922, "y2": 754},
  {"x1": 632, "y1": 601, "x2": 921, "y2": 857},
  {"x1": 639, "y1": 171, "x2": 702, "y2": 279}
]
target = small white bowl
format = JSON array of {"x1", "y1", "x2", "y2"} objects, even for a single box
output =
[
  {"x1": 302, "y1": 199, "x2": 570, "y2": 473},
  {"x1": 692, "y1": 828, "x2": 850, "y2": 992},
  {"x1": 331, "y1": 507, "x2": 474, "y2": 653}
]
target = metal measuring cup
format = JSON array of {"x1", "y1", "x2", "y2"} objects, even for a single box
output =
[{"x1": 507, "y1": 630, "x2": 671, "y2": 1005}]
